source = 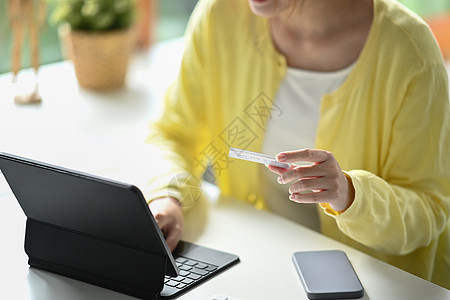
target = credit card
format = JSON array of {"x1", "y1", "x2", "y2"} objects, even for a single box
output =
[{"x1": 228, "y1": 147, "x2": 291, "y2": 169}]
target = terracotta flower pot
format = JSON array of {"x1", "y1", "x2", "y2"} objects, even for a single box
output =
[{"x1": 59, "y1": 25, "x2": 135, "y2": 89}]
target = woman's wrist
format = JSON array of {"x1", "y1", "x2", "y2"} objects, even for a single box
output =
[{"x1": 330, "y1": 172, "x2": 355, "y2": 212}]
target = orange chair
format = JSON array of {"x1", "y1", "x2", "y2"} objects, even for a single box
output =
[{"x1": 426, "y1": 13, "x2": 450, "y2": 60}]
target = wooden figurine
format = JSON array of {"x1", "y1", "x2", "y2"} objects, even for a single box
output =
[{"x1": 8, "y1": 0, "x2": 46, "y2": 104}]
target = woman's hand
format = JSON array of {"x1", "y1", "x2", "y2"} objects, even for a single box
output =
[
  {"x1": 267, "y1": 149, "x2": 355, "y2": 212},
  {"x1": 149, "y1": 197, "x2": 184, "y2": 251}
]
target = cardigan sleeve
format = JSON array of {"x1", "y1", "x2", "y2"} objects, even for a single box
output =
[
  {"x1": 144, "y1": 0, "x2": 213, "y2": 205},
  {"x1": 321, "y1": 64, "x2": 450, "y2": 255}
]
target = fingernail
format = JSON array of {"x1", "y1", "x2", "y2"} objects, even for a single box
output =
[
  {"x1": 276, "y1": 154, "x2": 287, "y2": 162},
  {"x1": 277, "y1": 176, "x2": 284, "y2": 184}
]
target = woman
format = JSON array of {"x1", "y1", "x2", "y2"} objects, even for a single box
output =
[{"x1": 146, "y1": 0, "x2": 450, "y2": 288}]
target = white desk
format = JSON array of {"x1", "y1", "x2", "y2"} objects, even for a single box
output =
[{"x1": 1, "y1": 39, "x2": 449, "y2": 299}]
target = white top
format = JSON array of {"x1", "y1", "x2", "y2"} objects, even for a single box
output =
[{"x1": 261, "y1": 63, "x2": 355, "y2": 231}]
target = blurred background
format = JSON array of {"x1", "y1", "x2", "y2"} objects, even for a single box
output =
[
  {"x1": 0, "y1": 0, "x2": 449, "y2": 75},
  {"x1": 0, "y1": 0, "x2": 198, "y2": 74}
]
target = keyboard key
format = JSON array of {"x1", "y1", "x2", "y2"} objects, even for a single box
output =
[
  {"x1": 187, "y1": 273, "x2": 201, "y2": 280},
  {"x1": 176, "y1": 282, "x2": 187, "y2": 289},
  {"x1": 182, "y1": 278, "x2": 194, "y2": 285},
  {"x1": 166, "y1": 280, "x2": 179, "y2": 287},
  {"x1": 175, "y1": 257, "x2": 188, "y2": 264},
  {"x1": 191, "y1": 267, "x2": 209, "y2": 276},
  {"x1": 195, "y1": 262, "x2": 208, "y2": 269},
  {"x1": 172, "y1": 275, "x2": 184, "y2": 282},
  {"x1": 165, "y1": 258, "x2": 222, "y2": 295},
  {"x1": 179, "y1": 264, "x2": 192, "y2": 271},
  {"x1": 184, "y1": 259, "x2": 198, "y2": 266},
  {"x1": 205, "y1": 265, "x2": 217, "y2": 272}
]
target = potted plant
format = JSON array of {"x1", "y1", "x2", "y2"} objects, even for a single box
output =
[{"x1": 48, "y1": 0, "x2": 137, "y2": 89}]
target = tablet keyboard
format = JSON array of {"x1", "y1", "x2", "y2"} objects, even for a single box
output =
[{"x1": 162, "y1": 256, "x2": 218, "y2": 295}]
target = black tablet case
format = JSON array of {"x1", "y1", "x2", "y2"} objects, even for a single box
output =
[{"x1": 0, "y1": 153, "x2": 177, "y2": 299}]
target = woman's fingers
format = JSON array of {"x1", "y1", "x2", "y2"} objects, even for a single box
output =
[
  {"x1": 277, "y1": 164, "x2": 323, "y2": 184},
  {"x1": 289, "y1": 190, "x2": 330, "y2": 203},
  {"x1": 266, "y1": 164, "x2": 293, "y2": 175},
  {"x1": 275, "y1": 149, "x2": 333, "y2": 184},
  {"x1": 165, "y1": 222, "x2": 184, "y2": 252},
  {"x1": 276, "y1": 148, "x2": 330, "y2": 164},
  {"x1": 149, "y1": 197, "x2": 184, "y2": 252},
  {"x1": 272, "y1": 148, "x2": 354, "y2": 211},
  {"x1": 288, "y1": 176, "x2": 328, "y2": 194}
]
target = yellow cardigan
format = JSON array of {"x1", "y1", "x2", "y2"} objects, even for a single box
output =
[{"x1": 147, "y1": 0, "x2": 450, "y2": 288}]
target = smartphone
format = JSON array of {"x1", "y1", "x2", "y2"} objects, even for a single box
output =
[{"x1": 292, "y1": 250, "x2": 364, "y2": 299}]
